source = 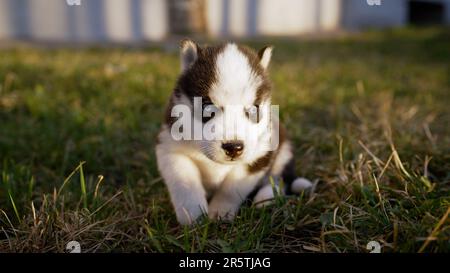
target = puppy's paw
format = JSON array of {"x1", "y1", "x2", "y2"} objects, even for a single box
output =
[
  {"x1": 253, "y1": 184, "x2": 277, "y2": 208},
  {"x1": 291, "y1": 177, "x2": 313, "y2": 193},
  {"x1": 208, "y1": 201, "x2": 237, "y2": 221},
  {"x1": 175, "y1": 203, "x2": 207, "y2": 225}
]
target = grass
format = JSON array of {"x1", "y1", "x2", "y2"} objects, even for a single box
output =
[{"x1": 0, "y1": 27, "x2": 449, "y2": 253}]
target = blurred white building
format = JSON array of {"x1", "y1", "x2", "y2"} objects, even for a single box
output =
[
  {"x1": 208, "y1": 0, "x2": 450, "y2": 37},
  {"x1": 0, "y1": 0, "x2": 169, "y2": 42},
  {"x1": 0, "y1": 0, "x2": 449, "y2": 43}
]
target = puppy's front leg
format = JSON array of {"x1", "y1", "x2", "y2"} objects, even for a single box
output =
[
  {"x1": 156, "y1": 147, "x2": 207, "y2": 225},
  {"x1": 208, "y1": 166, "x2": 265, "y2": 221}
]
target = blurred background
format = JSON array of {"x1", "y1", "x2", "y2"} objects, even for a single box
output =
[{"x1": 0, "y1": 0, "x2": 449, "y2": 44}]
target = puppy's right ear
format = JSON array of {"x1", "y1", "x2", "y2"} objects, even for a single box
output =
[
  {"x1": 258, "y1": 45, "x2": 273, "y2": 70},
  {"x1": 180, "y1": 39, "x2": 198, "y2": 72}
]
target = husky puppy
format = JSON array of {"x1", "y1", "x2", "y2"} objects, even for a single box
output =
[{"x1": 156, "y1": 40, "x2": 311, "y2": 225}]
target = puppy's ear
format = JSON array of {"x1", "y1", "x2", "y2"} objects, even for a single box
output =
[
  {"x1": 257, "y1": 46, "x2": 273, "y2": 70},
  {"x1": 180, "y1": 39, "x2": 199, "y2": 72}
]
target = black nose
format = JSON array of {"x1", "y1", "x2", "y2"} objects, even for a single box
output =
[{"x1": 221, "y1": 141, "x2": 244, "y2": 158}]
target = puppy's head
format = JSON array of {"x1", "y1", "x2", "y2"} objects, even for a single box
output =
[{"x1": 171, "y1": 40, "x2": 275, "y2": 164}]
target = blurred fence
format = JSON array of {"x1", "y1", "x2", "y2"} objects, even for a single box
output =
[
  {"x1": 0, "y1": 0, "x2": 449, "y2": 43},
  {"x1": 0, "y1": 0, "x2": 167, "y2": 42}
]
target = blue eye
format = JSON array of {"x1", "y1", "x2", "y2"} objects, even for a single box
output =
[
  {"x1": 245, "y1": 105, "x2": 260, "y2": 123},
  {"x1": 204, "y1": 105, "x2": 215, "y2": 113},
  {"x1": 202, "y1": 104, "x2": 218, "y2": 123}
]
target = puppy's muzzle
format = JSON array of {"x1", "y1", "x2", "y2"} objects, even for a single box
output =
[{"x1": 221, "y1": 141, "x2": 244, "y2": 159}]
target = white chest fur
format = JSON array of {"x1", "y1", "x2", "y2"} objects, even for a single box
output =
[{"x1": 189, "y1": 150, "x2": 234, "y2": 194}]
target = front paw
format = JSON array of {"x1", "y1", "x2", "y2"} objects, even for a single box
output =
[
  {"x1": 175, "y1": 203, "x2": 207, "y2": 225},
  {"x1": 208, "y1": 200, "x2": 238, "y2": 221}
]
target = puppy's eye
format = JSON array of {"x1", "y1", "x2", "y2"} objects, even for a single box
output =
[
  {"x1": 202, "y1": 104, "x2": 218, "y2": 123},
  {"x1": 245, "y1": 105, "x2": 260, "y2": 123},
  {"x1": 204, "y1": 105, "x2": 215, "y2": 113}
]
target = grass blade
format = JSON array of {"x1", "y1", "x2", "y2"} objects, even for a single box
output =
[{"x1": 79, "y1": 162, "x2": 88, "y2": 209}]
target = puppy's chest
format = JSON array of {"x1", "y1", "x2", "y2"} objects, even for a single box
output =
[{"x1": 191, "y1": 157, "x2": 235, "y2": 192}]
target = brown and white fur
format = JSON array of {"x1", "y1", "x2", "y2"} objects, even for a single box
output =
[{"x1": 156, "y1": 40, "x2": 311, "y2": 225}]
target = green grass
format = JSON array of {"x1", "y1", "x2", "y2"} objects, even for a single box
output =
[{"x1": 0, "y1": 27, "x2": 449, "y2": 253}]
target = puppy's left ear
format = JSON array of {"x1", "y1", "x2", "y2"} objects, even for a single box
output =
[
  {"x1": 258, "y1": 46, "x2": 273, "y2": 70},
  {"x1": 180, "y1": 39, "x2": 199, "y2": 72}
]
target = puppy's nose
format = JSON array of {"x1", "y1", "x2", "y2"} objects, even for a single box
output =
[{"x1": 221, "y1": 141, "x2": 244, "y2": 158}]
